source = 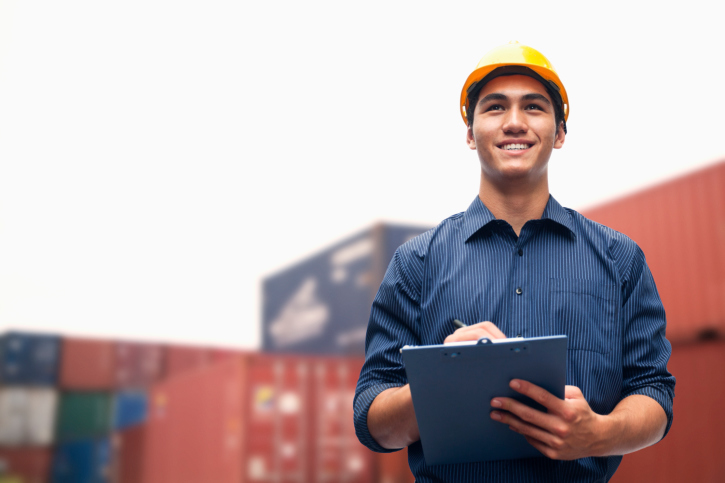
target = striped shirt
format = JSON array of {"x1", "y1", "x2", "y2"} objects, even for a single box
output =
[{"x1": 354, "y1": 195, "x2": 675, "y2": 482}]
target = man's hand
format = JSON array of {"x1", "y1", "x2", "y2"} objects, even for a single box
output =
[
  {"x1": 444, "y1": 321, "x2": 506, "y2": 343},
  {"x1": 490, "y1": 380, "x2": 608, "y2": 460}
]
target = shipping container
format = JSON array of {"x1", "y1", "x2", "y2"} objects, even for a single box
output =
[
  {"x1": 0, "y1": 448, "x2": 52, "y2": 483},
  {"x1": 262, "y1": 223, "x2": 430, "y2": 356},
  {"x1": 140, "y1": 357, "x2": 244, "y2": 483},
  {"x1": 0, "y1": 332, "x2": 61, "y2": 386},
  {"x1": 112, "y1": 391, "x2": 147, "y2": 430},
  {"x1": 164, "y1": 345, "x2": 212, "y2": 379},
  {"x1": 51, "y1": 438, "x2": 111, "y2": 483},
  {"x1": 0, "y1": 387, "x2": 57, "y2": 446},
  {"x1": 612, "y1": 339, "x2": 725, "y2": 482},
  {"x1": 59, "y1": 339, "x2": 115, "y2": 390},
  {"x1": 581, "y1": 161, "x2": 725, "y2": 344},
  {"x1": 55, "y1": 392, "x2": 113, "y2": 442},
  {"x1": 112, "y1": 426, "x2": 145, "y2": 483},
  {"x1": 376, "y1": 450, "x2": 415, "y2": 483},
  {"x1": 114, "y1": 343, "x2": 164, "y2": 388}
]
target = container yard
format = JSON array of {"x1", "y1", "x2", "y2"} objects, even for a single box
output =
[{"x1": 0, "y1": 162, "x2": 723, "y2": 482}]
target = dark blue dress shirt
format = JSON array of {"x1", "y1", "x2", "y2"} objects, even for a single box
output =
[{"x1": 354, "y1": 195, "x2": 675, "y2": 482}]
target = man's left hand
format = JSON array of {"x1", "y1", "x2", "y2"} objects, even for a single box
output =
[{"x1": 490, "y1": 380, "x2": 609, "y2": 460}]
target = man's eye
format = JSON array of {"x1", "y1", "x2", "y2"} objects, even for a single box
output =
[
  {"x1": 485, "y1": 104, "x2": 504, "y2": 111},
  {"x1": 525, "y1": 104, "x2": 543, "y2": 111}
]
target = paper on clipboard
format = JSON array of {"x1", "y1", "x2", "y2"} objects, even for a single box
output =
[{"x1": 401, "y1": 335, "x2": 567, "y2": 465}]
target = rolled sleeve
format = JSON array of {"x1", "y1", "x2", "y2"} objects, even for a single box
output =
[
  {"x1": 353, "y1": 243, "x2": 424, "y2": 452},
  {"x1": 620, "y1": 246, "x2": 676, "y2": 437}
]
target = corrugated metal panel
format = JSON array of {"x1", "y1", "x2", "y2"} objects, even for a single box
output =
[
  {"x1": 60, "y1": 339, "x2": 116, "y2": 390},
  {"x1": 0, "y1": 388, "x2": 57, "y2": 446},
  {"x1": 0, "y1": 447, "x2": 53, "y2": 483},
  {"x1": 51, "y1": 438, "x2": 112, "y2": 483},
  {"x1": 141, "y1": 357, "x2": 244, "y2": 483},
  {"x1": 164, "y1": 345, "x2": 212, "y2": 379},
  {"x1": 262, "y1": 223, "x2": 430, "y2": 356},
  {"x1": 581, "y1": 161, "x2": 725, "y2": 343},
  {"x1": 115, "y1": 343, "x2": 165, "y2": 388},
  {"x1": 55, "y1": 392, "x2": 113, "y2": 442},
  {"x1": 0, "y1": 332, "x2": 61, "y2": 386},
  {"x1": 612, "y1": 340, "x2": 725, "y2": 482}
]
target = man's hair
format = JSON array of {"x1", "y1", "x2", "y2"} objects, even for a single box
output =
[{"x1": 466, "y1": 73, "x2": 567, "y2": 135}]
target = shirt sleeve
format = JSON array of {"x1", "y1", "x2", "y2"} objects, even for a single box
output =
[
  {"x1": 353, "y1": 241, "x2": 424, "y2": 453},
  {"x1": 619, "y1": 243, "x2": 676, "y2": 438}
]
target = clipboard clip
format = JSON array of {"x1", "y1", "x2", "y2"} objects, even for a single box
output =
[{"x1": 476, "y1": 337, "x2": 492, "y2": 345}]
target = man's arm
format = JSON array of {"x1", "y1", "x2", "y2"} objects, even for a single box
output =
[
  {"x1": 490, "y1": 380, "x2": 667, "y2": 460},
  {"x1": 367, "y1": 320, "x2": 508, "y2": 449}
]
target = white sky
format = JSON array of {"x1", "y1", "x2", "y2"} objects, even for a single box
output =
[{"x1": 0, "y1": 0, "x2": 722, "y2": 348}]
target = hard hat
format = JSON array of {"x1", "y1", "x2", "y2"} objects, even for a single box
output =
[{"x1": 460, "y1": 41, "x2": 569, "y2": 126}]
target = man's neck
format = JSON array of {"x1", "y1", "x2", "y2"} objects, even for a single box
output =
[{"x1": 478, "y1": 175, "x2": 550, "y2": 236}]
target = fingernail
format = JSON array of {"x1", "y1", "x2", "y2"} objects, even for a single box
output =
[
  {"x1": 491, "y1": 399, "x2": 502, "y2": 408},
  {"x1": 490, "y1": 411, "x2": 501, "y2": 421},
  {"x1": 510, "y1": 380, "x2": 521, "y2": 389}
]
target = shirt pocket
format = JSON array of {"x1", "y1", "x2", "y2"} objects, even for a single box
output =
[{"x1": 549, "y1": 278, "x2": 618, "y2": 354}]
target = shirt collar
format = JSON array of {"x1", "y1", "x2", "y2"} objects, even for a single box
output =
[{"x1": 462, "y1": 195, "x2": 576, "y2": 242}]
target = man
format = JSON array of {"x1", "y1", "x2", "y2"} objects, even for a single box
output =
[{"x1": 353, "y1": 42, "x2": 675, "y2": 482}]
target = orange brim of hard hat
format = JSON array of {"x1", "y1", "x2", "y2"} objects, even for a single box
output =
[{"x1": 460, "y1": 63, "x2": 569, "y2": 125}]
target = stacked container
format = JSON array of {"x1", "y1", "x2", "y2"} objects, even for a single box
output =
[
  {"x1": 582, "y1": 160, "x2": 725, "y2": 482},
  {"x1": 0, "y1": 332, "x2": 61, "y2": 483}
]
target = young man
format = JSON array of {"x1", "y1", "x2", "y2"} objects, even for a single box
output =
[{"x1": 353, "y1": 42, "x2": 675, "y2": 482}]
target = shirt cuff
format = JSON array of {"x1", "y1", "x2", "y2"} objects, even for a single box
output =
[
  {"x1": 622, "y1": 385, "x2": 674, "y2": 438},
  {"x1": 353, "y1": 383, "x2": 406, "y2": 453}
]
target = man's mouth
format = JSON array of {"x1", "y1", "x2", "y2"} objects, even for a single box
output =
[{"x1": 499, "y1": 143, "x2": 532, "y2": 151}]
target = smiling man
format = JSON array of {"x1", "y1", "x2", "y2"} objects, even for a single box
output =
[{"x1": 353, "y1": 42, "x2": 675, "y2": 482}]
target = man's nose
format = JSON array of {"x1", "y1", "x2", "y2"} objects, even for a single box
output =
[{"x1": 502, "y1": 108, "x2": 527, "y2": 133}]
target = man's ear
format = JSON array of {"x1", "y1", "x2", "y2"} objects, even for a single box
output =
[
  {"x1": 466, "y1": 125, "x2": 477, "y2": 150},
  {"x1": 553, "y1": 122, "x2": 566, "y2": 149}
]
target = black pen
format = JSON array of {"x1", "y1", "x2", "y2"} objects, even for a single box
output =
[{"x1": 452, "y1": 319, "x2": 467, "y2": 329}]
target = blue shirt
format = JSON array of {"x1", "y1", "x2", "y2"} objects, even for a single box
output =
[{"x1": 354, "y1": 195, "x2": 675, "y2": 482}]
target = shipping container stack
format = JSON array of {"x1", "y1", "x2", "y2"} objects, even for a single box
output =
[{"x1": 581, "y1": 160, "x2": 725, "y2": 482}]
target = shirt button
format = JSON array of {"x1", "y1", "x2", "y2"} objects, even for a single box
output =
[
  {"x1": 518, "y1": 248, "x2": 523, "y2": 256},
  {"x1": 516, "y1": 287, "x2": 523, "y2": 295}
]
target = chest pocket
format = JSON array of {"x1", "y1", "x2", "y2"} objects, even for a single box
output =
[{"x1": 549, "y1": 279, "x2": 618, "y2": 354}]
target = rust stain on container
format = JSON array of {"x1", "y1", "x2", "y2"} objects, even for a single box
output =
[
  {"x1": 612, "y1": 340, "x2": 725, "y2": 482},
  {"x1": 582, "y1": 161, "x2": 725, "y2": 344}
]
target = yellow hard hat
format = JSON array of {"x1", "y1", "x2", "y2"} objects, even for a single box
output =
[{"x1": 460, "y1": 41, "x2": 569, "y2": 126}]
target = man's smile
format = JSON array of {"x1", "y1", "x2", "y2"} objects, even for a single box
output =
[{"x1": 497, "y1": 142, "x2": 534, "y2": 151}]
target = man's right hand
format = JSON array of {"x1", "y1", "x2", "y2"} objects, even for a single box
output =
[{"x1": 444, "y1": 321, "x2": 506, "y2": 343}]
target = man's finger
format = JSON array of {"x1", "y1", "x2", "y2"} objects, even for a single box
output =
[
  {"x1": 490, "y1": 410, "x2": 563, "y2": 450},
  {"x1": 509, "y1": 379, "x2": 567, "y2": 413},
  {"x1": 491, "y1": 396, "x2": 559, "y2": 431}
]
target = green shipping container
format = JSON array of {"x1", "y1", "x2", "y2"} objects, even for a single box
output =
[{"x1": 55, "y1": 392, "x2": 112, "y2": 441}]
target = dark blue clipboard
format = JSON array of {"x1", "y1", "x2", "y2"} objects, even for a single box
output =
[{"x1": 401, "y1": 335, "x2": 567, "y2": 465}]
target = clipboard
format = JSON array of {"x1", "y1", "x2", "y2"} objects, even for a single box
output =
[{"x1": 401, "y1": 335, "x2": 567, "y2": 465}]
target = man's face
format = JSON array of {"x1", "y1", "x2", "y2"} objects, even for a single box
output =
[{"x1": 466, "y1": 75, "x2": 565, "y2": 186}]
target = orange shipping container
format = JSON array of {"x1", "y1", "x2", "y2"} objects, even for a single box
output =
[
  {"x1": 612, "y1": 340, "x2": 725, "y2": 482},
  {"x1": 581, "y1": 161, "x2": 725, "y2": 344}
]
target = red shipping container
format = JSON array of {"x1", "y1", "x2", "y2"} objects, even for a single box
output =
[
  {"x1": 60, "y1": 337, "x2": 116, "y2": 390},
  {"x1": 376, "y1": 450, "x2": 415, "y2": 483},
  {"x1": 613, "y1": 340, "x2": 725, "y2": 482},
  {"x1": 581, "y1": 161, "x2": 725, "y2": 344},
  {"x1": 140, "y1": 357, "x2": 245, "y2": 483},
  {"x1": 164, "y1": 345, "x2": 213, "y2": 379},
  {"x1": 113, "y1": 425, "x2": 147, "y2": 483},
  {"x1": 311, "y1": 357, "x2": 374, "y2": 482},
  {"x1": 0, "y1": 447, "x2": 52, "y2": 483},
  {"x1": 115, "y1": 342, "x2": 165, "y2": 388}
]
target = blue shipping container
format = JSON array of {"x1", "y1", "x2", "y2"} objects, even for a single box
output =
[
  {"x1": 113, "y1": 390, "x2": 148, "y2": 430},
  {"x1": 262, "y1": 222, "x2": 429, "y2": 356},
  {"x1": 51, "y1": 438, "x2": 111, "y2": 483},
  {"x1": 0, "y1": 332, "x2": 61, "y2": 385}
]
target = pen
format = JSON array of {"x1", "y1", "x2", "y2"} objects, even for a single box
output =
[{"x1": 452, "y1": 319, "x2": 467, "y2": 329}]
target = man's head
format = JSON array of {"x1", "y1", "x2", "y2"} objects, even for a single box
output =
[{"x1": 460, "y1": 42, "x2": 568, "y2": 134}]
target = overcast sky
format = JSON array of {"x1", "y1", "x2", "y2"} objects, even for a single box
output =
[{"x1": 0, "y1": 0, "x2": 722, "y2": 348}]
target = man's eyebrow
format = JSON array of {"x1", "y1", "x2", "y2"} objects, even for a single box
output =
[
  {"x1": 522, "y1": 93, "x2": 552, "y2": 106},
  {"x1": 478, "y1": 93, "x2": 507, "y2": 106}
]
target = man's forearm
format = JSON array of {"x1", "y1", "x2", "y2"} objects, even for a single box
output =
[
  {"x1": 599, "y1": 394, "x2": 667, "y2": 456},
  {"x1": 367, "y1": 385, "x2": 420, "y2": 449}
]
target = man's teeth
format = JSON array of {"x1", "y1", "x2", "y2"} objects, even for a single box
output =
[{"x1": 501, "y1": 143, "x2": 530, "y2": 150}]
